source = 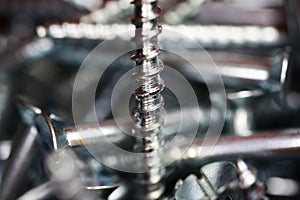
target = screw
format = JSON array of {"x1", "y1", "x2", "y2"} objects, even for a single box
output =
[{"x1": 131, "y1": 0, "x2": 165, "y2": 198}]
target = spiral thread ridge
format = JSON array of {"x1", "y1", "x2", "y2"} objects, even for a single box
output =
[
  {"x1": 131, "y1": 0, "x2": 165, "y2": 198},
  {"x1": 131, "y1": 0, "x2": 164, "y2": 136}
]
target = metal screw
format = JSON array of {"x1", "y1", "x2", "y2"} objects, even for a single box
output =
[{"x1": 131, "y1": 0, "x2": 165, "y2": 198}]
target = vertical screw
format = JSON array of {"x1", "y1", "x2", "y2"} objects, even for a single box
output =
[{"x1": 131, "y1": 0, "x2": 165, "y2": 198}]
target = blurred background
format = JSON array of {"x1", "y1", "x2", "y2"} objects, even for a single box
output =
[{"x1": 1, "y1": 0, "x2": 300, "y2": 199}]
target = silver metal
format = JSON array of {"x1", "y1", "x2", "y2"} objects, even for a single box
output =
[
  {"x1": 130, "y1": 0, "x2": 165, "y2": 198},
  {"x1": 36, "y1": 23, "x2": 287, "y2": 48},
  {"x1": 237, "y1": 160, "x2": 267, "y2": 200},
  {"x1": 75, "y1": 129, "x2": 300, "y2": 169},
  {"x1": 16, "y1": 98, "x2": 64, "y2": 152},
  {"x1": 175, "y1": 160, "x2": 267, "y2": 200},
  {"x1": 175, "y1": 161, "x2": 239, "y2": 200},
  {"x1": 163, "y1": 0, "x2": 208, "y2": 25},
  {"x1": 63, "y1": 107, "x2": 205, "y2": 148},
  {"x1": 166, "y1": 49, "x2": 289, "y2": 90},
  {"x1": 80, "y1": 0, "x2": 132, "y2": 23},
  {"x1": 0, "y1": 126, "x2": 39, "y2": 200},
  {"x1": 179, "y1": 130, "x2": 300, "y2": 164}
]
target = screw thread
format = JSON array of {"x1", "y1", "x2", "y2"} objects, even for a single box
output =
[{"x1": 131, "y1": 0, "x2": 165, "y2": 198}]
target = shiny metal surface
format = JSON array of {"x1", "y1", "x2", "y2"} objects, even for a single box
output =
[
  {"x1": 0, "y1": 0, "x2": 300, "y2": 199},
  {"x1": 130, "y1": 0, "x2": 165, "y2": 199},
  {"x1": 0, "y1": 126, "x2": 38, "y2": 200},
  {"x1": 62, "y1": 129, "x2": 300, "y2": 170},
  {"x1": 36, "y1": 23, "x2": 287, "y2": 48},
  {"x1": 175, "y1": 160, "x2": 267, "y2": 200},
  {"x1": 176, "y1": 162, "x2": 239, "y2": 200},
  {"x1": 63, "y1": 107, "x2": 204, "y2": 148},
  {"x1": 179, "y1": 130, "x2": 300, "y2": 164}
]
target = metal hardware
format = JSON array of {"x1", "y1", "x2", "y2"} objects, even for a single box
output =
[{"x1": 130, "y1": 0, "x2": 165, "y2": 198}]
